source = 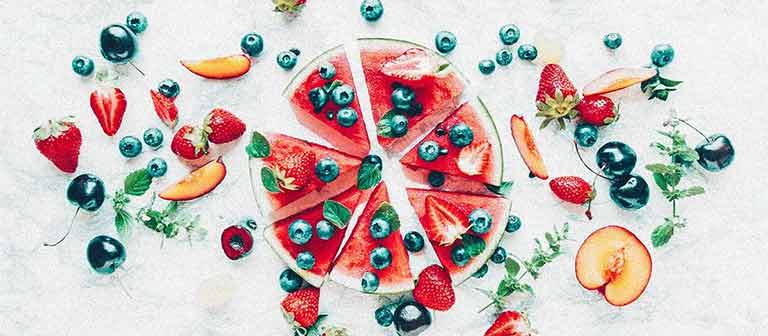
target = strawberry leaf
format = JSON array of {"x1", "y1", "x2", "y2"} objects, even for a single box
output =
[
  {"x1": 373, "y1": 202, "x2": 400, "y2": 231},
  {"x1": 461, "y1": 234, "x2": 486, "y2": 257},
  {"x1": 246, "y1": 131, "x2": 270, "y2": 158},
  {"x1": 323, "y1": 200, "x2": 352, "y2": 229},
  {"x1": 260, "y1": 167, "x2": 281, "y2": 193},
  {"x1": 124, "y1": 169, "x2": 153, "y2": 196}
]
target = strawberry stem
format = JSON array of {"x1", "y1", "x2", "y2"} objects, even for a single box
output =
[
  {"x1": 573, "y1": 141, "x2": 610, "y2": 180},
  {"x1": 43, "y1": 207, "x2": 80, "y2": 247}
]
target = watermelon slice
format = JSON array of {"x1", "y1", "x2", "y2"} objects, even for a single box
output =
[
  {"x1": 400, "y1": 98, "x2": 503, "y2": 187},
  {"x1": 358, "y1": 38, "x2": 467, "y2": 154},
  {"x1": 331, "y1": 183, "x2": 414, "y2": 294},
  {"x1": 283, "y1": 45, "x2": 370, "y2": 158},
  {"x1": 264, "y1": 187, "x2": 364, "y2": 287},
  {"x1": 250, "y1": 133, "x2": 362, "y2": 221},
  {"x1": 406, "y1": 188, "x2": 510, "y2": 284}
]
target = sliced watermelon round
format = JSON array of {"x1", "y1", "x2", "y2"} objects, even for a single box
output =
[
  {"x1": 331, "y1": 183, "x2": 414, "y2": 294},
  {"x1": 264, "y1": 187, "x2": 364, "y2": 287},
  {"x1": 283, "y1": 45, "x2": 370, "y2": 158},
  {"x1": 249, "y1": 132, "x2": 362, "y2": 221},
  {"x1": 400, "y1": 97, "x2": 503, "y2": 187},
  {"x1": 357, "y1": 38, "x2": 467, "y2": 154},
  {"x1": 406, "y1": 188, "x2": 510, "y2": 285}
]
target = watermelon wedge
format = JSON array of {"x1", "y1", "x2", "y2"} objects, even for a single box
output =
[
  {"x1": 406, "y1": 188, "x2": 510, "y2": 284},
  {"x1": 358, "y1": 38, "x2": 467, "y2": 154},
  {"x1": 264, "y1": 187, "x2": 364, "y2": 287},
  {"x1": 400, "y1": 97, "x2": 503, "y2": 187},
  {"x1": 331, "y1": 183, "x2": 414, "y2": 294},
  {"x1": 284, "y1": 45, "x2": 370, "y2": 158},
  {"x1": 250, "y1": 133, "x2": 362, "y2": 221}
]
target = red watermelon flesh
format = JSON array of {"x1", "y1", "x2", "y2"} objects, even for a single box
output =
[
  {"x1": 331, "y1": 183, "x2": 414, "y2": 294},
  {"x1": 264, "y1": 187, "x2": 363, "y2": 287},
  {"x1": 359, "y1": 38, "x2": 466, "y2": 154},
  {"x1": 406, "y1": 188, "x2": 510, "y2": 284},
  {"x1": 285, "y1": 45, "x2": 370, "y2": 158},
  {"x1": 400, "y1": 99, "x2": 503, "y2": 186},
  {"x1": 253, "y1": 133, "x2": 362, "y2": 221}
]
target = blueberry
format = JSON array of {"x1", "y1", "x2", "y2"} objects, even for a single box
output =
[
  {"x1": 478, "y1": 59, "x2": 496, "y2": 75},
  {"x1": 370, "y1": 246, "x2": 392, "y2": 270},
  {"x1": 337, "y1": 107, "x2": 359, "y2": 128},
  {"x1": 360, "y1": 0, "x2": 384, "y2": 21},
  {"x1": 157, "y1": 79, "x2": 180, "y2": 99},
  {"x1": 71, "y1": 56, "x2": 94, "y2": 76},
  {"x1": 505, "y1": 215, "x2": 522, "y2": 233},
  {"x1": 279, "y1": 269, "x2": 303, "y2": 293},
  {"x1": 288, "y1": 219, "x2": 313, "y2": 245},
  {"x1": 315, "y1": 220, "x2": 335, "y2": 240},
  {"x1": 315, "y1": 157, "x2": 340, "y2": 183},
  {"x1": 361, "y1": 271, "x2": 379, "y2": 293},
  {"x1": 499, "y1": 24, "x2": 521, "y2": 45},
  {"x1": 390, "y1": 114, "x2": 409, "y2": 137},
  {"x1": 418, "y1": 141, "x2": 441, "y2": 162},
  {"x1": 448, "y1": 122, "x2": 474, "y2": 147},
  {"x1": 517, "y1": 44, "x2": 538, "y2": 61},
  {"x1": 451, "y1": 245, "x2": 470, "y2": 266},
  {"x1": 496, "y1": 48, "x2": 513, "y2": 66},
  {"x1": 468, "y1": 208, "x2": 492, "y2": 234},
  {"x1": 142, "y1": 128, "x2": 163, "y2": 148},
  {"x1": 490, "y1": 246, "x2": 507, "y2": 264},
  {"x1": 603, "y1": 33, "x2": 623, "y2": 50},
  {"x1": 651, "y1": 44, "x2": 675, "y2": 67},
  {"x1": 375, "y1": 306, "x2": 394, "y2": 327},
  {"x1": 363, "y1": 154, "x2": 383, "y2": 167},
  {"x1": 277, "y1": 51, "x2": 298, "y2": 70},
  {"x1": 318, "y1": 62, "x2": 336, "y2": 80},
  {"x1": 574, "y1": 123, "x2": 599, "y2": 148},
  {"x1": 125, "y1": 12, "x2": 148, "y2": 34},
  {"x1": 240, "y1": 32, "x2": 264, "y2": 57},
  {"x1": 118, "y1": 136, "x2": 142, "y2": 158},
  {"x1": 67, "y1": 174, "x2": 106, "y2": 212},
  {"x1": 391, "y1": 86, "x2": 416, "y2": 110},
  {"x1": 240, "y1": 217, "x2": 258, "y2": 231},
  {"x1": 596, "y1": 141, "x2": 637, "y2": 179},
  {"x1": 369, "y1": 217, "x2": 392, "y2": 239},
  {"x1": 146, "y1": 157, "x2": 167, "y2": 177},
  {"x1": 434, "y1": 31, "x2": 457, "y2": 53},
  {"x1": 331, "y1": 84, "x2": 355, "y2": 106},
  {"x1": 403, "y1": 231, "x2": 425, "y2": 252},
  {"x1": 296, "y1": 251, "x2": 316, "y2": 270},
  {"x1": 427, "y1": 171, "x2": 445, "y2": 188},
  {"x1": 86, "y1": 235, "x2": 126, "y2": 274},
  {"x1": 308, "y1": 87, "x2": 328, "y2": 112}
]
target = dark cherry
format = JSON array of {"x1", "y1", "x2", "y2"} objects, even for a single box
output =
[
  {"x1": 86, "y1": 235, "x2": 126, "y2": 274},
  {"x1": 695, "y1": 134, "x2": 734, "y2": 172},
  {"x1": 221, "y1": 225, "x2": 254, "y2": 260},
  {"x1": 393, "y1": 301, "x2": 432, "y2": 336},
  {"x1": 596, "y1": 141, "x2": 637, "y2": 180},
  {"x1": 67, "y1": 173, "x2": 106, "y2": 212},
  {"x1": 609, "y1": 174, "x2": 650, "y2": 210}
]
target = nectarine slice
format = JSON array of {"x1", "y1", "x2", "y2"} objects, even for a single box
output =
[
  {"x1": 575, "y1": 225, "x2": 652, "y2": 306},
  {"x1": 582, "y1": 67, "x2": 656, "y2": 96},
  {"x1": 510, "y1": 115, "x2": 548, "y2": 180},
  {"x1": 180, "y1": 54, "x2": 251, "y2": 79},
  {"x1": 160, "y1": 157, "x2": 226, "y2": 201}
]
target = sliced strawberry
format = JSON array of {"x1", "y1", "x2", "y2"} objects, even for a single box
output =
[
  {"x1": 171, "y1": 125, "x2": 208, "y2": 160},
  {"x1": 423, "y1": 195, "x2": 469, "y2": 246},
  {"x1": 270, "y1": 152, "x2": 317, "y2": 191},
  {"x1": 150, "y1": 89, "x2": 179, "y2": 129},
  {"x1": 484, "y1": 311, "x2": 532, "y2": 336},
  {"x1": 381, "y1": 48, "x2": 441, "y2": 84},
  {"x1": 413, "y1": 265, "x2": 455, "y2": 311},
  {"x1": 89, "y1": 87, "x2": 127, "y2": 136},
  {"x1": 457, "y1": 141, "x2": 491, "y2": 176},
  {"x1": 204, "y1": 108, "x2": 245, "y2": 144}
]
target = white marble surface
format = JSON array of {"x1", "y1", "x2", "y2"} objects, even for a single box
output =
[{"x1": 2, "y1": 0, "x2": 768, "y2": 335}]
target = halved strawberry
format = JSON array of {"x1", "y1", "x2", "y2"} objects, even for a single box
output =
[
  {"x1": 423, "y1": 195, "x2": 469, "y2": 246},
  {"x1": 171, "y1": 125, "x2": 208, "y2": 160},
  {"x1": 150, "y1": 89, "x2": 179, "y2": 129},
  {"x1": 484, "y1": 311, "x2": 533, "y2": 336},
  {"x1": 89, "y1": 87, "x2": 126, "y2": 136},
  {"x1": 457, "y1": 141, "x2": 491, "y2": 176},
  {"x1": 281, "y1": 286, "x2": 320, "y2": 329},
  {"x1": 270, "y1": 152, "x2": 317, "y2": 191},
  {"x1": 381, "y1": 48, "x2": 441, "y2": 84}
]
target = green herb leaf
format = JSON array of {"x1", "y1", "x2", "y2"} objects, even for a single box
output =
[
  {"x1": 246, "y1": 130, "x2": 271, "y2": 158},
  {"x1": 640, "y1": 74, "x2": 659, "y2": 92},
  {"x1": 115, "y1": 208, "x2": 132, "y2": 239},
  {"x1": 260, "y1": 167, "x2": 281, "y2": 193},
  {"x1": 376, "y1": 110, "x2": 401, "y2": 138},
  {"x1": 461, "y1": 234, "x2": 486, "y2": 257},
  {"x1": 372, "y1": 202, "x2": 400, "y2": 231},
  {"x1": 645, "y1": 163, "x2": 670, "y2": 174},
  {"x1": 651, "y1": 172, "x2": 669, "y2": 191},
  {"x1": 681, "y1": 186, "x2": 705, "y2": 198},
  {"x1": 163, "y1": 201, "x2": 179, "y2": 216},
  {"x1": 651, "y1": 223, "x2": 675, "y2": 247},
  {"x1": 357, "y1": 161, "x2": 382, "y2": 190},
  {"x1": 505, "y1": 258, "x2": 520, "y2": 277},
  {"x1": 486, "y1": 181, "x2": 514, "y2": 197},
  {"x1": 323, "y1": 200, "x2": 352, "y2": 229},
  {"x1": 324, "y1": 79, "x2": 343, "y2": 93},
  {"x1": 437, "y1": 63, "x2": 450, "y2": 72},
  {"x1": 659, "y1": 76, "x2": 683, "y2": 87},
  {"x1": 124, "y1": 169, "x2": 153, "y2": 196}
]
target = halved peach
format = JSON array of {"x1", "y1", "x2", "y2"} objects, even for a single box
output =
[
  {"x1": 160, "y1": 157, "x2": 227, "y2": 201},
  {"x1": 180, "y1": 54, "x2": 251, "y2": 79},
  {"x1": 575, "y1": 225, "x2": 652, "y2": 306},
  {"x1": 510, "y1": 115, "x2": 548, "y2": 180},
  {"x1": 582, "y1": 67, "x2": 656, "y2": 96}
]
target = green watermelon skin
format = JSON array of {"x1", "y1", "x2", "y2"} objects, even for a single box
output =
[
  {"x1": 400, "y1": 97, "x2": 503, "y2": 187},
  {"x1": 331, "y1": 183, "x2": 415, "y2": 294},
  {"x1": 264, "y1": 187, "x2": 363, "y2": 287},
  {"x1": 284, "y1": 45, "x2": 370, "y2": 158},
  {"x1": 406, "y1": 188, "x2": 510, "y2": 285},
  {"x1": 358, "y1": 38, "x2": 467, "y2": 154}
]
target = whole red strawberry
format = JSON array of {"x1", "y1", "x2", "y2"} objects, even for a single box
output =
[
  {"x1": 90, "y1": 87, "x2": 127, "y2": 136},
  {"x1": 33, "y1": 116, "x2": 82, "y2": 173},
  {"x1": 577, "y1": 95, "x2": 617, "y2": 126},
  {"x1": 281, "y1": 286, "x2": 320, "y2": 328},
  {"x1": 484, "y1": 311, "x2": 533, "y2": 336},
  {"x1": 413, "y1": 264, "x2": 455, "y2": 311},
  {"x1": 171, "y1": 125, "x2": 208, "y2": 160},
  {"x1": 549, "y1": 176, "x2": 593, "y2": 204},
  {"x1": 204, "y1": 108, "x2": 245, "y2": 144},
  {"x1": 535, "y1": 64, "x2": 580, "y2": 129},
  {"x1": 150, "y1": 90, "x2": 179, "y2": 129},
  {"x1": 271, "y1": 151, "x2": 316, "y2": 191}
]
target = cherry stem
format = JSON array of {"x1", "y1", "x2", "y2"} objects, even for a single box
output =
[
  {"x1": 573, "y1": 141, "x2": 610, "y2": 181},
  {"x1": 674, "y1": 118, "x2": 710, "y2": 144},
  {"x1": 115, "y1": 272, "x2": 134, "y2": 300},
  {"x1": 43, "y1": 207, "x2": 80, "y2": 247},
  {"x1": 128, "y1": 61, "x2": 146, "y2": 77}
]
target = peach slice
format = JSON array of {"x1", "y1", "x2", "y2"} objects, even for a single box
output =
[
  {"x1": 160, "y1": 157, "x2": 226, "y2": 201},
  {"x1": 180, "y1": 54, "x2": 251, "y2": 79},
  {"x1": 582, "y1": 67, "x2": 656, "y2": 96},
  {"x1": 575, "y1": 225, "x2": 652, "y2": 306},
  {"x1": 510, "y1": 115, "x2": 548, "y2": 180}
]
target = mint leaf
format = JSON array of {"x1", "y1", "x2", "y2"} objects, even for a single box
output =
[
  {"x1": 115, "y1": 208, "x2": 132, "y2": 239},
  {"x1": 651, "y1": 223, "x2": 675, "y2": 247},
  {"x1": 645, "y1": 163, "x2": 670, "y2": 174},
  {"x1": 652, "y1": 172, "x2": 669, "y2": 191},
  {"x1": 323, "y1": 200, "x2": 352, "y2": 229},
  {"x1": 372, "y1": 202, "x2": 400, "y2": 231},
  {"x1": 462, "y1": 234, "x2": 486, "y2": 257},
  {"x1": 376, "y1": 110, "x2": 405, "y2": 138},
  {"x1": 246, "y1": 131, "x2": 270, "y2": 158},
  {"x1": 486, "y1": 181, "x2": 514, "y2": 197},
  {"x1": 357, "y1": 161, "x2": 382, "y2": 190},
  {"x1": 260, "y1": 167, "x2": 281, "y2": 193},
  {"x1": 124, "y1": 169, "x2": 153, "y2": 196},
  {"x1": 163, "y1": 201, "x2": 179, "y2": 216},
  {"x1": 681, "y1": 186, "x2": 705, "y2": 198},
  {"x1": 659, "y1": 76, "x2": 683, "y2": 87},
  {"x1": 505, "y1": 258, "x2": 520, "y2": 277}
]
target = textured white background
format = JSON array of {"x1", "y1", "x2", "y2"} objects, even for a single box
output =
[{"x1": 2, "y1": 0, "x2": 768, "y2": 335}]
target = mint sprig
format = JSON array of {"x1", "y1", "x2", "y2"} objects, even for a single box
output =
[
  {"x1": 357, "y1": 160, "x2": 382, "y2": 190},
  {"x1": 246, "y1": 130, "x2": 271, "y2": 159},
  {"x1": 136, "y1": 193, "x2": 206, "y2": 241},
  {"x1": 641, "y1": 70, "x2": 683, "y2": 101},
  {"x1": 111, "y1": 168, "x2": 155, "y2": 239},
  {"x1": 323, "y1": 200, "x2": 352, "y2": 229}
]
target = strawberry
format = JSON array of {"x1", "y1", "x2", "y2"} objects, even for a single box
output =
[
  {"x1": 484, "y1": 311, "x2": 533, "y2": 336},
  {"x1": 203, "y1": 108, "x2": 245, "y2": 144},
  {"x1": 413, "y1": 264, "x2": 455, "y2": 311},
  {"x1": 89, "y1": 87, "x2": 127, "y2": 136},
  {"x1": 33, "y1": 116, "x2": 81, "y2": 173},
  {"x1": 549, "y1": 176, "x2": 593, "y2": 204},
  {"x1": 577, "y1": 95, "x2": 618, "y2": 126},
  {"x1": 457, "y1": 141, "x2": 491, "y2": 176},
  {"x1": 381, "y1": 48, "x2": 441, "y2": 84},
  {"x1": 171, "y1": 125, "x2": 208, "y2": 160},
  {"x1": 535, "y1": 64, "x2": 580, "y2": 130},
  {"x1": 150, "y1": 89, "x2": 179, "y2": 129},
  {"x1": 281, "y1": 286, "x2": 320, "y2": 329},
  {"x1": 271, "y1": 151, "x2": 317, "y2": 191},
  {"x1": 423, "y1": 195, "x2": 469, "y2": 246}
]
